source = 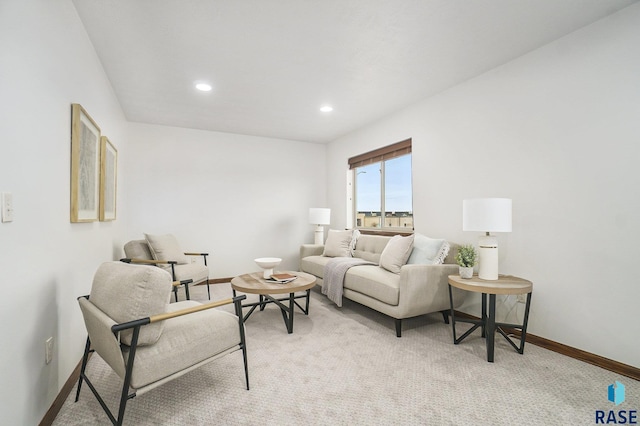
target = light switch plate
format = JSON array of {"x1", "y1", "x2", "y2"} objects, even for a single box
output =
[
  {"x1": 1, "y1": 192, "x2": 13, "y2": 222},
  {"x1": 45, "y1": 337, "x2": 54, "y2": 364}
]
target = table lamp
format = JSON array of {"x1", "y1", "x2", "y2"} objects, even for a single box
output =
[
  {"x1": 462, "y1": 198, "x2": 512, "y2": 280},
  {"x1": 309, "y1": 208, "x2": 331, "y2": 245}
]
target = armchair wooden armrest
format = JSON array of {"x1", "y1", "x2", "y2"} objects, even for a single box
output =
[
  {"x1": 184, "y1": 252, "x2": 209, "y2": 268},
  {"x1": 172, "y1": 279, "x2": 193, "y2": 288},
  {"x1": 110, "y1": 295, "x2": 247, "y2": 333},
  {"x1": 120, "y1": 258, "x2": 178, "y2": 265},
  {"x1": 150, "y1": 294, "x2": 245, "y2": 323}
]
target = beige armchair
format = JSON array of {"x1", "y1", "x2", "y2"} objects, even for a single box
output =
[
  {"x1": 122, "y1": 233, "x2": 210, "y2": 301},
  {"x1": 75, "y1": 261, "x2": 248, "y2": 426}
]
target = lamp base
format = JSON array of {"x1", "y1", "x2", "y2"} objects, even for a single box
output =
[
  {"x1": 314, "y1": 225, "x2": 324, "y2": 245},
  {"x1": 478, "y1": 235, "x2": 498, "y2": 280}
]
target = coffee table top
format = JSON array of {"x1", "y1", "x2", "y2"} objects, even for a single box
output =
[
  {"x1": 448, "y1": 274, "x2": 532, "y2": 295},
  {"x1": 231, "y1": 271, "x2": 317, "y2": 295}
]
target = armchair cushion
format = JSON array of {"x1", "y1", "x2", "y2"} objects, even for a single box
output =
[
  {"x1": 144, "y1": 233, "x2": 189, "y2": 265},
  {"x1": 173, "y1": 262, "x2": 209, "y2": 285},
  {"x1": 123, "y1": 239, "x2": 154, "y2": 260},
  {"x1": 123, "y1": 300, "x2": 242, "y2": 389},
  {"x1": 90, "y1": 262, "x2": 172, "y2": 346},
  {"x1": 407, "y1": 234, "x2": 450, "y2": 265},
  {"x1": 379, "y1": 234, "x2": 414, "y2": 274}
]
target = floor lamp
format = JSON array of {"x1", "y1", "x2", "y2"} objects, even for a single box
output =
[
  {"x1": 309, "y1": 208, "x2": 331, "y2": 245},
  {"x1": 462, "y1": 198, "x2": 512, "y2": 280}
]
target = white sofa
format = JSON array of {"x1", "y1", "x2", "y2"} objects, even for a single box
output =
[{"x1": 300, "y1": 233, "x2": 467, "y2": 337}]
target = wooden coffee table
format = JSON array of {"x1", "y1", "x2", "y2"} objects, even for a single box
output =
[{"x1": 231, "y1": 271, "x2": 316, "y2": 334}]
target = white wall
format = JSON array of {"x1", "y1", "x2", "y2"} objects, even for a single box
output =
[
  {"x1": 0, "y1": 0, "x2": 129, "y2": 424},
  {"x1": 3, "y1": 1, "x2": 638, "y2": 423},
  {"x1": 0, "y1": 2, "x2": 325, "y2": 422},
  {"x1": 125, "y1": 123, "x2": 327, "y2": 276},
  {"x1": 327, "y1": 4, "x2": 640, "y2": 368}
]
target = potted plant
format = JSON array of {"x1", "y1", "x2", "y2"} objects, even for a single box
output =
[{"x1": 455, "y1": 244, "x2": 477, "y2": 279}]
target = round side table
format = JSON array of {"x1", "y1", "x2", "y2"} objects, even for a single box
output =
[{"x1": 448, "y1": 274, "x2": 532, "y2": 362}]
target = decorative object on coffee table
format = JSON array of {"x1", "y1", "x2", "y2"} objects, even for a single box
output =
[
  {"x1": 254, "y1": 257, "x2": 282, "y2": 278},
  {"x1": 455, "y1": 244, "x2": 477, "y2": 279}
]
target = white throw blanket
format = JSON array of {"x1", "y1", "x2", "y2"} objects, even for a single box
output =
[{"x1": 321, "y1": 257, "x2": 375, "y2": 307}]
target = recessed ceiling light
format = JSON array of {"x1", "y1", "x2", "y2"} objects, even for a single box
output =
[
  {"x1": 195, "y1": 83, "x2": 212, "y2": 92},
  {"x1": 320, "y1": 105, "x2": 333, "y2": 112}
]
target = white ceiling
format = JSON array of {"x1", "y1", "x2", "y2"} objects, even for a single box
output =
[{"x1": 72, "y1": 0, "x2": 637, "y2": 143}]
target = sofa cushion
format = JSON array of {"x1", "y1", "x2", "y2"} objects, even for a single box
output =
[
  {"x1": 379, "y1": 234, "x2": 414, "y2": 274},
  {"x1": 144, "y1": 233, "x2": 189, "y2": 265},
  {"x1": 323, "y1": 229, "x2": 353, "y2": 257},
  {"x1": 90, "y1": 262, "x2": 172, "y2": 346},
  {"x1": 352, "y1": 234, "x2": 391, "y2": 263},
  {"x1": 407, "y1": 234, "x2": 450, "y2": 265},
  {"x1": 300, "y1": 255, "x2": 332, "y2": 278},
  {"x1": 344, "y1": 265, "x2": 400, "y2": 306}
]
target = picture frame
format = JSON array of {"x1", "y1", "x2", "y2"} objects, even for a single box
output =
[
  {"x1": 70, "y1": 103, "x2": 101, "y2": 223},
  {"x1": 99, "y1": 136, "x2": 117, "y2": 221}
]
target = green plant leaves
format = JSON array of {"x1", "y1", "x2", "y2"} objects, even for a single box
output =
[{"x1": 455, "y1": 244, "x2": 477, "y2": 267}]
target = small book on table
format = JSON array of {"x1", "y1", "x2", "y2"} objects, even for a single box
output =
[{"x1": 266, "y1": 273, "x2": 297, "y2": 283}]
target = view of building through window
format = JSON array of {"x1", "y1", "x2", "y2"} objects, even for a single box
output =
[{"x1": 354, "y1": 153, "x2": 413, "y2": 229}]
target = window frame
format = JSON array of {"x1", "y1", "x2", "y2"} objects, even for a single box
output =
[{"x1": 348, "y1": 139, "x2": 413, "y2": 234}]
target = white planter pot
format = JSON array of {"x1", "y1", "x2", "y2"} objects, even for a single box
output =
[{"x1": 459, "y1": 266, "x2": 474, "y2": 279}]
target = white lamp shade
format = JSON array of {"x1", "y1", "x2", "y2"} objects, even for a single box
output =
[
  {"x1": 309, "y1": 208, "x2": 331, "y2": 225},
  {"x1": 463, "y1": 198, "x2": 512, "y2": 232}
]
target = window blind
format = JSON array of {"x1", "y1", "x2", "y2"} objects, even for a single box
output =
[{"x1": 347, "y1": 138, "x2": 412, "y2": 169}]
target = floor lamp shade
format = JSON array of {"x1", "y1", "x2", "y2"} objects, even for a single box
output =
[
  {"x1": 462, "y1": 198, "x2": 512, "y2": 280},
  {"x1": 309, "y1": 208, "x2": 331, "y2": 244}
]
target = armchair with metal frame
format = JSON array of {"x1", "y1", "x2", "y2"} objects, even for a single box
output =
[
  {"x1": 75, "y1": 261, "x2": 249, "y2": 426},
  {"x1": 122, "y1": 236, "x2": 211, "y2": 301}
]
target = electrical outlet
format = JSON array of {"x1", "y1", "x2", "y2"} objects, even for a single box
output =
[
  {"x1": 516, "y1": 294, "x2": 526, "y2": 304},
  {"x1": 45, "y1": 337, "x2": 54, "y2": 364},
  {"x1": 1, "y1": 192, "x2": 14, "y2": 222}
]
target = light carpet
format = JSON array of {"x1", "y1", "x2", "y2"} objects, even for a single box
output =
[{"x1": 53, "y1": 283, "x2": 638, "y2": 425}]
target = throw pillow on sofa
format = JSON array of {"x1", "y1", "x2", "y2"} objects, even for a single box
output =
[
  {"x1": 323, "y1": 229, "x2": 354, "y2": 257},
  {"x1": 407, "y1": 233, "x2": 450, "y2": 265},
  {"x1": 350, "y1": 229, "x2": 361, "y2": 256},
  {"x1": 379, "y1": 234, "x2": 415, "y2": 273}
]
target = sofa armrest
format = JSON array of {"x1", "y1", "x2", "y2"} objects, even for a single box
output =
[
  {"x1": 300, "y1": 244, "x2": 324, "y2": 270},
  {"x1": 300, "y1": 244, "x2": 324, "y2": 258},
  {"x1": 396, "y1": 263, "x2": 465, "y2": 318}
]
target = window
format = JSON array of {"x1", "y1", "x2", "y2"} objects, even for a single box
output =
[{"x1": 349, "y1": 139, "x2": 413, "y2": 231}]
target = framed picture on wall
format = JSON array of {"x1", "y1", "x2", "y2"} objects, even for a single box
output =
[
  {"x1": 70, "y1": 103, "x2": 101, "y2": 223},
  {"x1": 99, "y1": 136, "x2": 117, "y2": 221}
]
